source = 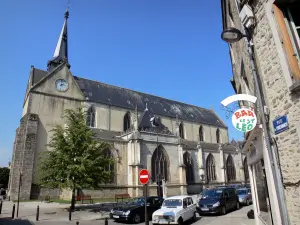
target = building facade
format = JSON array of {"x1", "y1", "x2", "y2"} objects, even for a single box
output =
[
  {"x1": 8, "y1": 9, "x2": 247, "y2": 201},
  {"x1": 221, "y1": 0, "x2": 300, "y2": 225}
]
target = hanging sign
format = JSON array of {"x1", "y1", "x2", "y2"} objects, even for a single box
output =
[{"x1": 232, "y1": 108, "x2": 257, "y2": 132}]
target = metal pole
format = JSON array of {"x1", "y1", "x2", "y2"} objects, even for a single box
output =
[
  {"x1": 144, "y1": 184, "x2": 149, "y2": 225},
  {"x1": 36, "y1": 205, "x2": 39, "y2": 221},
  {"x1": 69, "y1": 206, "x2": 72, "y2": 221},
  {"x1": 16, "y1": 173, "x2": 22, "y2": 217},
  {"x1": 0, "y1": 201, "x2": 2, "y2": 214},
  {"x1": 12, "y1": 204, "x2": 15, "y2": 219},
  {"x1": 246, "y1": 40, "x2": 290, "y2": 225}
]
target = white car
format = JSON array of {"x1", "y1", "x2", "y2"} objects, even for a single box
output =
[{"x1": 152, "y1": 195, "x2": 197, "y2": 225}]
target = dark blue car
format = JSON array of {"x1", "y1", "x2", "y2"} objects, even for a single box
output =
[{"x1": 198, "y1": 187, "x2": 240, "y2": 215}]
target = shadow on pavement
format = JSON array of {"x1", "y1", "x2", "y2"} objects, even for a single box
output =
[
  {"x1": 0, "y1": 217, "x2": 33, "y2": 225},
  {"x1": 66, "y1": 202, "x2": 127, "y2": 213}
]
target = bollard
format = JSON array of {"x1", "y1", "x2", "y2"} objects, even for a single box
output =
[
  {"x1": 36, "y1": 205, "x2": 39, "y2": 221},
  {"x1": 105, "y1": 217, "x2": 108, "y2": 225},
  {"x1": 12, "y1": 204, "x2": 15, "y2": 219},
  {"x1": 0, "y1": 201, "x2": 2, "y2": 214},
  {"x1": 69, "y1": 206, "x2": 72, "y2": 221},
  {"x1": 76, "y1": 221, "x2": 79, "y2": 225}
]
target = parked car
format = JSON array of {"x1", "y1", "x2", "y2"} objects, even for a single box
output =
[
  {"x1": 110, "y1": 196, "x2": 164, "y2": 223},
  {"x1": 198, "y1": 187, "x2": 240, "y2": 215},
  {"x1": 237, "y1": 188, "x2": 252, "y2": 205},
  {"x1": 152, "y1": 195, "x2": 197, "y2": 225}
]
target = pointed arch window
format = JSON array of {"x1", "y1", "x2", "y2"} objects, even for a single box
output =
[
  {"x1": 183, "y1": 151, "x2": 194, "y2": 184},
  {"x1": 199, "y1": 125, "x2": 204, "y2": 141},
  {"x1": 179, "y1": 122, "x2": 184, "y2": 139},
  {"x1": 216, "y1": 128, "x2": 220, "y2": 143},
  {"x1": 123, "y1": 112, "x2": 131, "y2": 132},
  {"x1": 226, "y1": 154, "x2": 236, "y2": 182},
  {"x1": 86, "y1": 106, "x2": 96, "y2": 128},
  {"x1": 206, "y1": 153, "x2": 216, "y2": 182},
  {"x1": 151, "y1": 145, "x2": 169, "y2": 182},
  {"x1": 104, "y1": 149, "x2": 115, "y2": 184},
  {"x1": 244, "y1": 157, "x2": 249, "y2": 181}
]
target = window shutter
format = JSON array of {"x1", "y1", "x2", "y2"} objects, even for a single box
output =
[{"x1": 273, "y1": 4, "x2": 300, "y2": 80}]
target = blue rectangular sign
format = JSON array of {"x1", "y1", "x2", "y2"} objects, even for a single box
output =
[{"x1": 273, "y1": 115, "x2": 289, "y2": 135}]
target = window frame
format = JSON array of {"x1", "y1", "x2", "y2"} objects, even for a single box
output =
[{"x1": 266, "y1": 1, "x2": 300, "y2": 92}]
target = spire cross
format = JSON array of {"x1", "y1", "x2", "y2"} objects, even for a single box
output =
[{"x1": 65, "y1": 0, "x2": 70, "y2": 19}]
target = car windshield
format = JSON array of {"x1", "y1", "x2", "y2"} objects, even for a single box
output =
[
  {"x1": 237, "y1": 190, "x2": 248, "y2": 195},
  {"x1": 162, "y1": 199, "x2": 182, "y2": 207},
  {"x1": 202, "y1": 189, "x2": 223, "y2": 198},
  {"x1": 127, "y1": 198, "x2": 145, "y2": 205}
]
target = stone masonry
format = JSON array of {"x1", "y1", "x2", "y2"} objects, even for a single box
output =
[
  {"x1": 8, "y1": 113, "x2": 39, "y2": 201},
  {"x1": 223, "y1": 0, "x2": 300, "y2": 224}
]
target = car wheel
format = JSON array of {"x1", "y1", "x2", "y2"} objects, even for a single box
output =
[
  {"x1": 132, "y1": 213, "x2": 141, "y2": 224},
  {"x1": 221, "y1": 206, "x2": 226, "y2": 215},
  {"x1": 246, "y1": 199, "x2": 250, "y2": 206},
  {"x1": 192, "y1": 212, "x2": 197, "y2": 221},
  {"x1": 236, "y1": 202, "x2": 240, "y2": 210},
  {"x1": 178, "y1": 217, "x2": 183, "y2": 225}
]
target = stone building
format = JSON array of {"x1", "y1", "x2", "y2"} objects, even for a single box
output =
[
  {"x1": 8, "y1": 9, "x2": 247, "y2": 201},
  {"x1": 221, "y1": 0, "x2": 300, "y2": 225}
]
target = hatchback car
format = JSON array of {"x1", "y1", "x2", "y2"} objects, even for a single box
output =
[
  {"x1": 237, "y1": 188, "x2": 252, "y2": 205},
  {"x1": 198, "y1": 187, "x2": 240, "y2": 215}
]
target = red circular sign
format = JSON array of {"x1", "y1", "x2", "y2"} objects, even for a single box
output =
[{"x1": 139, "y1": 169, "x2": 150, "y2": 184}]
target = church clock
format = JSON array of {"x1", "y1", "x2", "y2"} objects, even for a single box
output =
[{"x1": 55, "y1": 79, "x2": 69, "y2": 92}]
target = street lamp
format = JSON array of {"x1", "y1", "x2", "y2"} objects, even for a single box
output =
[
  {"x1": 221, "y1": 27, "x2": 247, "y2": 43},
  {"x1": 221, "y1": 27, "x2": 289, "y2": 225}
]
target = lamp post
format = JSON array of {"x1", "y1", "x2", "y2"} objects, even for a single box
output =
[
  {"x1": 221, "y1": 27, "x2": 289, "y2": 225},
  {"x1": 16, "y1": 172, "x2": 22, "y2": 217}
]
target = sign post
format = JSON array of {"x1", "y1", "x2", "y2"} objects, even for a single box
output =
[{"x1": 139, "y1": 169, "x2": 150, "y2": 225}]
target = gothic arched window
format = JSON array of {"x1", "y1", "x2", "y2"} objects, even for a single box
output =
[
  {"x1": 183, "y1": 151, "x2": 194, "y2": 184},
  {"x1": 216, "y1": 128, "x2": 220, "y2": 143},
  {"x1": 123, "y1": 112, "x2": 131, "y2": 131},
  {"x1": 226, "y1": 154, "x2": 236, "y2": 182},
  {"x1": 86, "y1": 106, "x2": 96, "y2": 128},
  {"x1": 179, "y1": 122, "x2": 184, "y2": 139},
  {"x1": 151, "y1": 145, "x2": 169, "y2": 182},
  {"x1": 244, "y1": 157, "x2": 249, "y2": 181},
  {"x1": 206, "y1": 153, "x2": 216, "y2": 182},
  {"x1": 199, "y1": 125, "x2": 204, "y2": 141},
  {"x1": 104, "y1": 149, "x2": 115, "y2": 184}
]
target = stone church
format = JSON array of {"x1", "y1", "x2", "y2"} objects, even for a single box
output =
[{"x1": 8, "y1": 9, "x2": 248, "y2": 201}]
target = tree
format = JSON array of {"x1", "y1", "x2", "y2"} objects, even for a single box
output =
[
  {"x1": 38, "y1": 108, "x2": 114, "y2": 210},
  {"x1": 0, "y1": 167, "x2": 10, "y2": 188}
]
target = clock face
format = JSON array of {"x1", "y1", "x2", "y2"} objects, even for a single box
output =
[{"x1": 55, "y1": 79, "x2": 69, "y2": 92}]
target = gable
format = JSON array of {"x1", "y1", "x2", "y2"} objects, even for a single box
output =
[{"x1": 31, "y1": 64, "x2": 85, "y2": 101}]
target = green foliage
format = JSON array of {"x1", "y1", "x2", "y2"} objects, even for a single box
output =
[
  {"x1": 0, "y1": 167, "x2": 10, "y2": 188},
  {"x1": 37, "y1": 108, "x2": 114, "y2": 190}
]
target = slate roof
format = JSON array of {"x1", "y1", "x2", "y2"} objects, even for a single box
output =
[
  {"x1": 74, "y1": 76, "x2": 227, "y2": 128},
  {"x1": 29, "y1": 68, "x2": 227, "y2": 128}
]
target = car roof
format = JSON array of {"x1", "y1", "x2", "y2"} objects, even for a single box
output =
[{"x1": 165, "y1": 195, "x2": 191, "y2": 200}]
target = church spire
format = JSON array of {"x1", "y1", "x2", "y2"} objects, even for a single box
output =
[{"x1": 47, "y1": 8, "x2": 70, "y2": 72}]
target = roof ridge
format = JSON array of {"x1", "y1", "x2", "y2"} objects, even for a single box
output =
[{"x1": 74, "y1": 75, "x2": 213, "y2": 112}]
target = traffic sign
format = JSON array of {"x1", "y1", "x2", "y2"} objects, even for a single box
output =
[
  {"x1": 273, "y1": 115, "x2": 289, "y2": 135},
  {"x1": 139, "y1": 169, "x2": 150, "y2": 184}
]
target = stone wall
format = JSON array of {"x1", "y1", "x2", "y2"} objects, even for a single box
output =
[
  {"x1": 226, "y1": 0, "x2": 300, "y2": 224},
  {"x1": 8, "y1": 113, "x2": 39, "y2": 201}
]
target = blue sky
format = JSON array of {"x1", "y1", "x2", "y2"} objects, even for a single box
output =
[{"x1": 0, "y1": 0, "x2": 243, "y2": 167}]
